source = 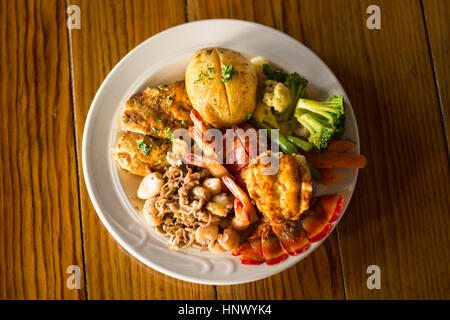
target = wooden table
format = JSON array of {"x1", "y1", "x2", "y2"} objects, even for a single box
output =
[{"x1": 1, "y1": 0, "x2": 449, "y2": 300}]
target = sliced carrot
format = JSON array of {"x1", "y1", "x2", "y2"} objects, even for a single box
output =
[
  {"x1": 318, "y1": 169, "x2": 343, "y2": 185},
  {"x1": 306, "y1": 151, "x2": 367, "y2": 169},
  {"x1": 328, "y1": 140, "x2": 356, "y2": 152}
]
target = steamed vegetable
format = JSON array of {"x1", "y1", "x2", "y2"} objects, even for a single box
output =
[
  {"x1": 295, "y1": 95, "x2": 345, "y2": 152},
  {"x1": 249, "y1": 119, "x2": 297, "y2": 154},
  {"x1": 286, "y1": 135, "x2": 312, "y2": 152},
  {"x1": 280, "y1": 72, "x2": 308, "y2": 121},
  {"x1": 305, "y1": 150, "x2": 367, "y2": 169},
  {"x1": 306, "y1": 159, "x2": 322, "y2": 180},
  {"x1": 327, "y1": 140, "x2": 356, "y2": 152},
  {"x1": 262, "y1": 64, "x2": 308, "y2": 121},
  {"x1": 262, "y1": 64, "x2": 288, "y2": 83},
  {"x1": 318, "y1": 169, "x2": 343, "y2": 185},
  {"x1": 263, "y1": 80, "x2": 291, "y2": 114},
  {"x1": 252, "y1": 101, "x2": 280, "y2": 129},
  {"x1": 295, "y1": 113, "x2": 333, "y2": 152}
]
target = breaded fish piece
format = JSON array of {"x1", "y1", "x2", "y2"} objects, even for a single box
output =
[
  {"x1": 113, "y1": 131, "x2": 171, "y2": 176},
  {"x1": 121, "y1": 81, "x2": 193, "y2": 140}
]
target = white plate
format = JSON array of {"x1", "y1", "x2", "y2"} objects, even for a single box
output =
[{"x1": 82, "y1": 19, "x2": 359, "y2": 285}]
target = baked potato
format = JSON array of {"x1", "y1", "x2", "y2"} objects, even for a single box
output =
[{"x1": 185, "y1": 47, "x2": 257, "y2": 128}]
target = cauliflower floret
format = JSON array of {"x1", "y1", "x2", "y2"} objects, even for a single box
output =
[
  {"x1": 263, "y1": 80, "x2": 291, "y2": 113},
  {"x1": 253, "y1": 101, "x2": 280, "y2": 129},
  {"x1": 250, "y1": 56, "x2": 270, "y2": 81}
]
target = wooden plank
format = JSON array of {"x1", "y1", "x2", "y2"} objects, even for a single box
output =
[
  {"x1": 422, "y1": 0, "x2": 450, "y2": 148},
  {"x1": 67, "y1": 0, "x2": 216, "y2": 299},
  {"x1": 298, "y1": 0, "x2": 449, "y2": 298},
  {"x1": 187, "y1": 0, "x2": 345, "y2": 300},
  {"x1": 0, "y1": 0, "x2": 85, "y2": 299}
]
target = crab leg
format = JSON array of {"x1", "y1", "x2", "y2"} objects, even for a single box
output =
[{"x1": 222, "y1": 176, "x2": 258, "y2": 231}]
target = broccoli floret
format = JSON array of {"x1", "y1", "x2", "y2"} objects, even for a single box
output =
[
  {"x1": 262, "y1": 64, "x2": 308, "y2": 121},
  {"x1": 262, "y1": 64, "x2": 288, "y2": 83},
  {"x1": 279, "y1": 72, "x2": 308, "y2": 121},
  {"x1": 297, "y1": 114, "x2": 334, "y2": 152},
  {"x1": 294, "y1": 95, "x2": 345, "y2": 151}
]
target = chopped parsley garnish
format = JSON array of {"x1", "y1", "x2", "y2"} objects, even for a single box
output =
[
  {"x1": 165, "y1": 128, "x2": 173, "y2": 136},
  {"x1": 156, "y1": 117, "x2": 164, "y2": 122},
  {"x1": 194, "y1": 70, "x2": 209, "y2": 84},
  {"x1": 167, "y1": 99, "x2": 173, "y2": 107},
  {"x1": 221, "y1": 64, "x2": 239, "y2": 83},
  {"x1": 166, "y1": 94, "x2": 172, "y2": 99},
  {"x1": 208, "y1": 77, "x2": 214, "y2": 81},
  {"x1": 136, "y1": 139, "x2": 151, "y2": 156},
  {"x1": 246, "y1": 113, "x2": 252, "y2": 120},
  {"x1": 152, "y1": 127, "x2": 161, "y2": 133},
  {"x1": 208, "y1": 67, "x2": 215, "y2": 74},
  {"x1": 180, "y1": 120, "x2": 186, "y2": 126},
  {"x1": 158, "y1": 85, "x2": 165, "y2": 89}
]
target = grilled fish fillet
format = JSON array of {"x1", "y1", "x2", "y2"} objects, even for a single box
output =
[
  {"x1": 113, "y1": 131, "x2": 171, "y2": 176},
  {"x1": 121, "y1": 81, "x2": 193, "y2": 140}
]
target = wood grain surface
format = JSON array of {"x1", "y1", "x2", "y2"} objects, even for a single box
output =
[
  {"x1": 67, "y1": 0, "x2": 216, "y2": 299},
  {"x1": 0, "y1": 0, "x2": 85, "y2": 299},
  {"x1": 1, "y1": 0, "x2": 449, "y2": 300},
  {"x1": 422, "y1": 0, "x2": 450, "y2": 150},
  {"x1": 295, "y1": 0, "x2": 449, "y2": 299}
]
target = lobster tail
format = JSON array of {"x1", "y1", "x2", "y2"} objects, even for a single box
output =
[
  {"x1": 271, "y1": 220, "x2": 310, "y2": 256},
  {"x1": 260, "y1": 222, "x2": 288, "y2": 265}
]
